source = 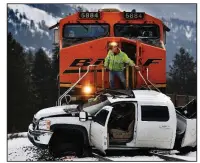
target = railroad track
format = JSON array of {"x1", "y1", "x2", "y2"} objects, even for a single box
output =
[
  {"x1": 55, "y1": 150, "x2": 192, "y2": 161},
  {"x1": 150, "y1": 152, "x2": 188, "y2": 161},
  {"x1": 92, "y1": 153, "x2": 113, "y2": 161},
  {"x1": 92, "y1": 151, "x2": 190, "y2": 162}
]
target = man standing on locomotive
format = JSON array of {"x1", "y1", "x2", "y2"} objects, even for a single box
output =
[{"x1": 104, "y1": 42, "x2": 139, "y2": 89}]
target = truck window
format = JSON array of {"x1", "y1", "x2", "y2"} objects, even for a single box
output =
[
  {"x1": 62, "y1": 24, "x2": 109, "y2": 48},
  {"x1": 141, "y1": 106, "x2": 169, "y2": 121},
  {"x1": 95, "y1": 110, "x2": 109, "y2": 126}
]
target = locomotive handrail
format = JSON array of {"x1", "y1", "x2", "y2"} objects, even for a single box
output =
[
  {"x1": 138, "y1": 71, "x2": 151, "y2": 90},
  {"x1": 137, "y1": 68, "x2": 161, "y2": 92},
  {"x1": 78, "y1": 67, "x2": 81, "y2": 79},
  {"x1": 58, "y1": 65, "x2": 98, "y2": 106},
  {"x1": 58, "y1": 65, "x2": 161, "y2": 105},
  {"x1": 146, "y1": 68, "x2": 161, "y2": 92}
]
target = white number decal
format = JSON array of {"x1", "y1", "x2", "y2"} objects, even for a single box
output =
[
  {"x1": 125, "y1": 13, "x2": 129, "y2": 19},
  {"x1": 86, "y1": 13, "x2": 89, "y2": 18},
  {"x1": 134, "y1": 13, "x2": 138, "y2": 18},
  {"x1": 90, "y1": 13, "x2": 94, "y2": 18},
  {"x1": 124, "y1": 12, "x2": 144, "y2": 19},
  {"x1": 81, "y1": 13, "x2": 85, "y2": 18},
  {"x1": 94, "y1": 13, "x2": 98, "y2": 18},
  {"x1": 138, "y1": 13, "x2": 143, "y2": 18}
]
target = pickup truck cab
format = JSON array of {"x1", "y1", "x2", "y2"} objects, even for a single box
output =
[{"x1": 28, "y1": 90, "x2": 196, "y2": 157}]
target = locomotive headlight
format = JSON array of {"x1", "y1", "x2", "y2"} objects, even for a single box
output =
[
  {"x1": 38, "y1": 120, "x2": 51, "y2": 130},
  {"x1": 83, "y1": 86, "x2": 92, "y2": 94}
]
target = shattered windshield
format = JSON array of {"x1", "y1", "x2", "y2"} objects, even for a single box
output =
[
  {"x1": 62, "y1": 24, "x2": 109, "y2": 47},
  {"x1": 115, "y1": 24, "x2": 162, "y2": 48},
  {"x1": 82, "y1": 94, "x2": 111, "y2": 115},
  {"x1": 114, "y1": 24, "x2": 160, "y2": 39}
]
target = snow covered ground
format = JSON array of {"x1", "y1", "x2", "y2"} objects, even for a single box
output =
[{"x1": 8, "y1": 133, "x2": 196, "y2": 161}]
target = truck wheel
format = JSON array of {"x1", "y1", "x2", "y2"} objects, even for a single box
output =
[
  {"x1": 178, "y1": 146, "x2": 194, "y2": 154},
  {"x1": 82, "y1": 146, "x2": 92, "y2": 157},
  {"x1": 49, "y1": 131, "x2": 84, "y2": 158}
]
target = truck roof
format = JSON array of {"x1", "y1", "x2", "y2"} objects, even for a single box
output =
[
  {"x1": 107, "y1": 90, "x2": 171, "y2": 104},
  {"x1": 83, "y1": 90, "x2": 173, "y2": 115}
]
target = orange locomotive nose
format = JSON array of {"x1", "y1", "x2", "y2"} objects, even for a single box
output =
[{"x1": 53, "y1": 9, "x2": 169, "y2": 103}]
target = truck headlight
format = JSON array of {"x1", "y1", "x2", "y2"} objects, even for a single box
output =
[{"x1": 38, "y1": 120, "x2": 51, "y2": 130}]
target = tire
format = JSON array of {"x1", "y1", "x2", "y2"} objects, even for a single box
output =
[
  {"x1": 178, "y1": 146, "x2": 194, "y2": 155},
  {"x1": 82, "y1": 146, "x2": 92, "y2": 157},
  {"x1": 49, "y1": 131, "x2": 84, "y2": 158}
]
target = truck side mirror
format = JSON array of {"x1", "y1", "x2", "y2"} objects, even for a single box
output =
[
  {"x1": 79, "y1": 111, "x2": 88, "y2": 122},
  {"x1": 54, "y1": 29, "x2": 59, "y2": 44}
]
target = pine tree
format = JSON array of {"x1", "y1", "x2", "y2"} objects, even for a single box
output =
[
  {"x1": 77, "y1": 6, "x2": 84, "y2": 12},
  {"x1": 22, "y1": 12, "x2": 27, "y2": 19},
  {"x1": 30, "y1": 20, "x2": 35, "y2": 29},
  {"x1": 19, "y1": 13, "x2": 23, "y2": 20},
  {"x1": 40, "y1": 20, "x2": 48, "y2": 30},
  {"x1": 32, "y1": 48, "x2": 54, "y2": 109},
  {"x1": 7, "y1": 32, "x2": 33, "y2": 132},
  {"x1": 25, "y1": 50, "x2": 37, "y2": 105},
  {"x1": 167, "y1": 47, "x2": 197, "y2": 95},
  {"x1": 51, "y1": 45, "x2": 59, "y2": 103}
]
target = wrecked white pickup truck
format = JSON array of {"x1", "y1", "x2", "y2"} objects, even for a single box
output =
[{"x1": 28, "y1": 89, "x2": 196, "y2": 157}]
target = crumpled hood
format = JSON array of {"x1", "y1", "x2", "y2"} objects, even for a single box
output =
[{"x1": 34, "y1": 104, "x2": 78, "y2": 120}]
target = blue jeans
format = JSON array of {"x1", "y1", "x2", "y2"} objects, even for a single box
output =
[{"x1": 109, "y1": 71, "x2": 126, "y2": 89}]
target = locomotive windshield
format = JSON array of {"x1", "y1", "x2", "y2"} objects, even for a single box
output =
[
  {"x1": 62, "y1": 24, "x2": 109, "y2": 47},
  {"x1": 114, "y1": 24, "x2": 160, "y2": 39}
]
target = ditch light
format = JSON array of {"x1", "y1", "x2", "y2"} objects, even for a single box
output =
[{"x1": 83, "y1": 85, "x2": 93, "y2": 94}]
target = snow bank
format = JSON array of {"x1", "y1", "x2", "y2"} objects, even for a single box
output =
[
  {"x1": 68, "y1": 157, "x2": 98, "y2": 161},
  {"x1": 186, "y1": 151, "x2": 196, "y2": 157},
  {"x1": 8, "y1": 134, "x2": 197, "y2": 161},
  {"x1": 108, "y1": 156, "x2": 164, "y2": 161},
  {"x1": 8, "y1": 137, "x2": 36, "y2": 161},
  {"x1": 8, "y1": 132, "x2": 27, "y2": 139},
  {"x1": 165, "y1": 153, "x2": 196, "y2": 161},
  {"x1": 8, "y1": 137, "x2": 31, "y2": 148}
]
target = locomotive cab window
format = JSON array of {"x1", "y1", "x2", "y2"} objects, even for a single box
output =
[
  {"x1": 141, "y1": 105, "x2": 169, "y2": 121},
  {"x1": 62, "y1": 24, "x2": 109, "y2": 48},
  {"x1": 114, "y1": 24, "x2": 160, "y2": 39}
]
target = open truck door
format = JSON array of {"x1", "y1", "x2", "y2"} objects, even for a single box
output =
[
  {"x1": 90, "y1": 106, "x2": 113, "y2": 154},
  {"x1": 181, "y1": 119, "x2": 196, "y2": 148}
]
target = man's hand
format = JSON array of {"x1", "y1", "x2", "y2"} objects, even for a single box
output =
[
  {"x1": 104, "y1": 66, "x2": 109, "y2": 71},
  {"x1": 134, "y1": 65, "x2": 140, "y2": 71}
]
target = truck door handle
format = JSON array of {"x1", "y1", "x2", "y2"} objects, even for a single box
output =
[{"x1": 159, "y1": 125, "x2": 170, "y2": 129}]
